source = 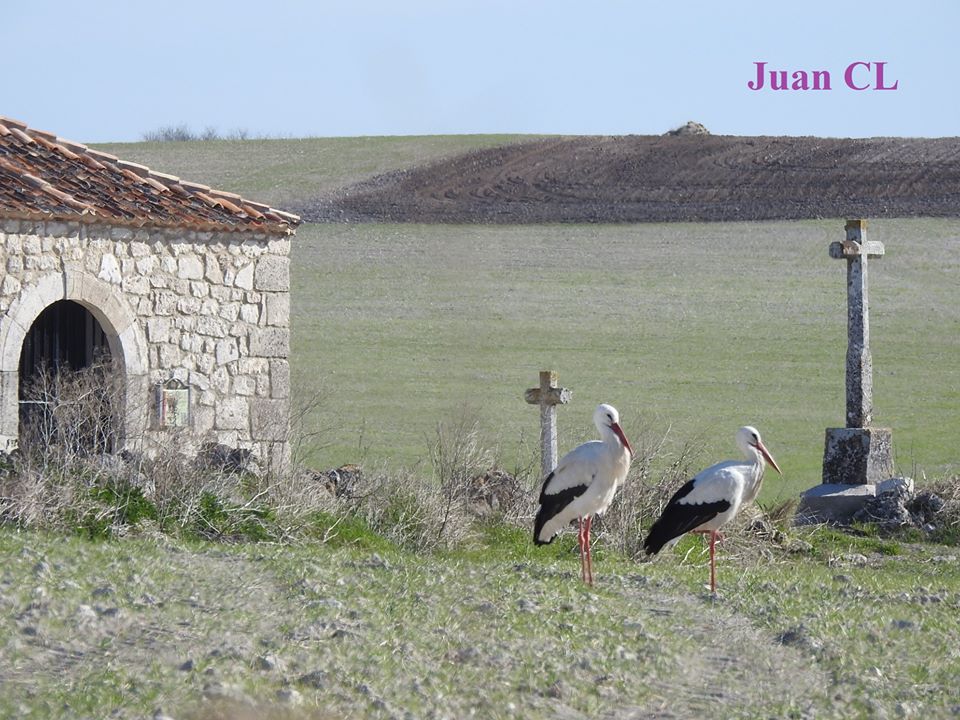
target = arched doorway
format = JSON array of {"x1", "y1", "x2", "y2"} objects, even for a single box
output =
[
  {"x1": 19, "y1": 300, "x2": 110, "y2": 378},
  {"x1": 18, "y1": 300, "x2": 118, "y2": 454},
  {"x1": 0, "y1": 269, "x2": 150, "y2": 454}
]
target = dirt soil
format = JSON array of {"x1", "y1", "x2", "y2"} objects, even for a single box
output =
[{"x1": 296, "y1": 134, "x2": 960, "y2": 223}]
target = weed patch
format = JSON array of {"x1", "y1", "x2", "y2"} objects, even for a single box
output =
[
  {"x1": 307, "y1": 511, "x2": 396, "y2": 552},
  {"x1": 70, "y1": 483, "x2": 158, "y2": 540}
]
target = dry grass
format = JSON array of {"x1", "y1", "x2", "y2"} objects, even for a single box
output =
[
  {"x1": 9, "y1": 362, "x2": 950, "y2": 562},
  {"x1": 0, "y1": 364, "x2": 783, "y2": 561},
  {"x1": 3, "y1": 363, "x2": 285, "y2": 540},
  {"x1": 600, "y1": 420, "x2": 706, "y2": 558},
  {"x1": 920, "y1": 473, "x2": 960, "y2": 542},
  {"x1": 306, "y1": 409, "x2": 509, "y2": 551},
  {"x1": 925, "y1": 474, "x2": 960, "y2": 512}
]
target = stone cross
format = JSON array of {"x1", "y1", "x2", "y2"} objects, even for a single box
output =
[
  {"x1": 817, "y1": 219, "x2": 893, "y2": 488},
  {"x1": 524, "y1": 370, "x2": 571, "y2": 478},
  {"x1": 799, "y1": 220, "x2": 896, "y2": 520},
  {"x1": 828, "y1": 219, "x2": 885, "y2": 428}
]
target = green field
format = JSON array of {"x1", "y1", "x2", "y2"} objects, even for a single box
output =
[
  {"x1": 288, "y1": 219, "x2": 959, "y2": 500},
  {"x1": 96, "y1": 138, "x2": 960, "y2": 500},
  {"x1": 4, "y1": 524, "x2": 960, "y2": 719},
  {"x1": 96, "y1": 134, "x2": 542, "y2": 209}
]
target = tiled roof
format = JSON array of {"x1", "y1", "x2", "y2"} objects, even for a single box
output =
[{"x1": 0, "y1": 116, "x2": 300, "y2": 235}]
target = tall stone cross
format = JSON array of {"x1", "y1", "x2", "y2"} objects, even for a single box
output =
[
  {"x1": 820, "y1": 219, "x2": 894, "y2": 487},
  {"x1": 524, "y1": 370, "x2": 572, "y2": 478},
  {"x1": 828, "y1": 219, "x2": 885, "y2": 428}
]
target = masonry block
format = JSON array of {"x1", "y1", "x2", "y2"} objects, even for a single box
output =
[
  {"x1": 215, "y1": 396, "x2": 249, "y2": 431},
  {"x1": 251, "y1": 398, "x2": 289, "y2": 441},
  {"x1": 249, "y1": 328, "x2": 288, "y2": 357},
  {"x1": 178, "y1": 255, "x2": 204, "y2": 280},
  {"x1": 797, "y1": 482, "x2": 877, "y2": 523},
  {"x1": 270, "y1": 359, "x2": 290, "y2": 399},
  {"x1": 822, "y1": 427, "x2": 893, "y2": 485},
  {"x1": 264, "y1": 293, "x2": 289, "y2": 327},
  {"x1": 0, "y1": 371, "x2": 19, "y2": 437},
  {"x1": 254, "y1": 255, "x2": 290, "y2": 292}
]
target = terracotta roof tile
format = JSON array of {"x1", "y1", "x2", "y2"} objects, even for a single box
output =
[
  {"x1": 117, "y1": 160, "x2": 150, "y2": 177},
  {"x1": 239, "y1": 204, "x2": 265, "y2": 220},
  {"x1": 142, "y1": 175, "x2": 170, "y2": 193},
  {"x1": 0, "y1": 115, "x2": 299, "y2": 234},
  {"x1": 10, "y1": 127, "x2": 34, "y2": 144}
]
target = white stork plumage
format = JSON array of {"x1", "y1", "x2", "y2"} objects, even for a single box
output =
[
  {"x1": 534, "y1": 403, "x2": 633, "y2": 585},
  {"x1": 643, "y1": 425, "x2": 782, "y2": 594}
]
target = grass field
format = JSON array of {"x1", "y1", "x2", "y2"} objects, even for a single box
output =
[
  {"x1": 288, "y1": 218, "x2": 959, "y2": 500},
  {"x1": 95, "y1": 135, "x2": 541, "y2": 210},
  {"x1": 3, "y1": 524, "x2": 960, "y2": 719},
  {"x1": 92, "y1": 137, "x2": 960, "y2": 499}
]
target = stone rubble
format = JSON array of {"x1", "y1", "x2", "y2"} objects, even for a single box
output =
[{"x1": 850, "y1": 478, "x2": 945, "y2": 531}]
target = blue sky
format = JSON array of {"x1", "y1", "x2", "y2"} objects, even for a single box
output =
[{"x1": 5, "y1": 0, "x2": 958, "y2": 142}]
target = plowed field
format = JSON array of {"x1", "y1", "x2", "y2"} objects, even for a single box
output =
[{"x1": 297, "y1": 134, "x2": 960, "y2": 223}]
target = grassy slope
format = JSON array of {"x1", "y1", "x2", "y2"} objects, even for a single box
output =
[
  {"x1": 2, "y1": 526, "x2": 959, "y2": 719},
  {"x1": 94, "y1": 135, "x2": 540, "y2": 210}
]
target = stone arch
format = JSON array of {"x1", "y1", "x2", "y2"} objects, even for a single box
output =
[{"x1": 0, "y1": 270, "x2": 149, "y2": 450}]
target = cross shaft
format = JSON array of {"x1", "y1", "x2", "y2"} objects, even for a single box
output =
[
  {"x1": 525, "y1": 370, "x2": 571, "y2": 477},
  {"x1": 830, "y1": 219, "x2": 884, "y2": 429}
]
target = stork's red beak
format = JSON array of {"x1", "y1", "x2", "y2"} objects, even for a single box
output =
[
  {"x1": 610, "y1": 422, "x2": 633, "y2": 457},
  {"x1": 755, "y1": 440, "x2": 782, "y2": 475}
]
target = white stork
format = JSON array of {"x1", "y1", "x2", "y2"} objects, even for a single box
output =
[
  {"x1": 643, "y1": 425, "x2": 782, "y2": 594},
  {"x1": 534, "y1": 403, "x2": 633, "y2": 585}
]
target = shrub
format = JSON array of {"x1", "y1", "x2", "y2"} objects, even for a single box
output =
[
  {"x1": 920, "y1": 474, "x2": 960, "y2": 544},
  {"x1": 142, "y1": 124, "x2": 196, "y2": 142},
  {"x1": 141, "y1": 125, "x2": 252, "y2": 142},
  {"x1": 12, "y1": 363, "x2": 921, "y2": 561},
  {"x1": 19, "y1": 358, "x2": 124, "y2": 461},
  {"x1": 429, "y1": 406, "x2": 495, "y2": 544},
  {"x1": 599, "y1": 416, "x2": 705, "y2": 558}
]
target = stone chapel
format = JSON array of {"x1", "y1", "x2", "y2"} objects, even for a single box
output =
[{"x1": 0, "y1": 116, "x2": 299, "y2": 472}]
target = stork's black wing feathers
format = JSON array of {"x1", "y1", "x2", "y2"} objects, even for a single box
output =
[
  {"x1": 538, "y1": 469, "x2": 556, "y2": 505},
  {"x1": 642, "y1": 478, "x2": 731, "y2": 555},
  {"x1": 533, "y1": 470, "x2": 589, "y2": 545}
]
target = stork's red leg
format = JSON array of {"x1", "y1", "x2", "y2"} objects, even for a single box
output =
[
  {"x1": 577, "y1": 517, "x2": 586, "y2": 583},
  {"x1": 709, "y1": 530, "x2": 717, "y2": 594},
  {"x1": 584, "y1": 516, "x2": 593, "y2": 586}
]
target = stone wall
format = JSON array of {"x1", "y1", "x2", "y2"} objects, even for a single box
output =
[{"x1": 0, "y1": 218, "x2": 291, "y2": 471}]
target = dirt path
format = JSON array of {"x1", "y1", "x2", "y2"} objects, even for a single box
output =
[{"x1": 601, "y1": 574, "x2": 827, "y2": 718}]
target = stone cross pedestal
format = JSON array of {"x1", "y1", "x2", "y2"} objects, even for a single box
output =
[
  {"x1": 800, "y1": 220, "x2": 896, "y2": 521},
  {"x1": 524, "y1": 370, "x2": 572, "y2": 479}
]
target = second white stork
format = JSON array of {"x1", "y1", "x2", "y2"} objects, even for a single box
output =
[
  {"x1": 534, "y1": 403, "x2": 633, "y2": 585},
  {"x1": 643, "y1": 425, "x2": 782, "y2": 594}
]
